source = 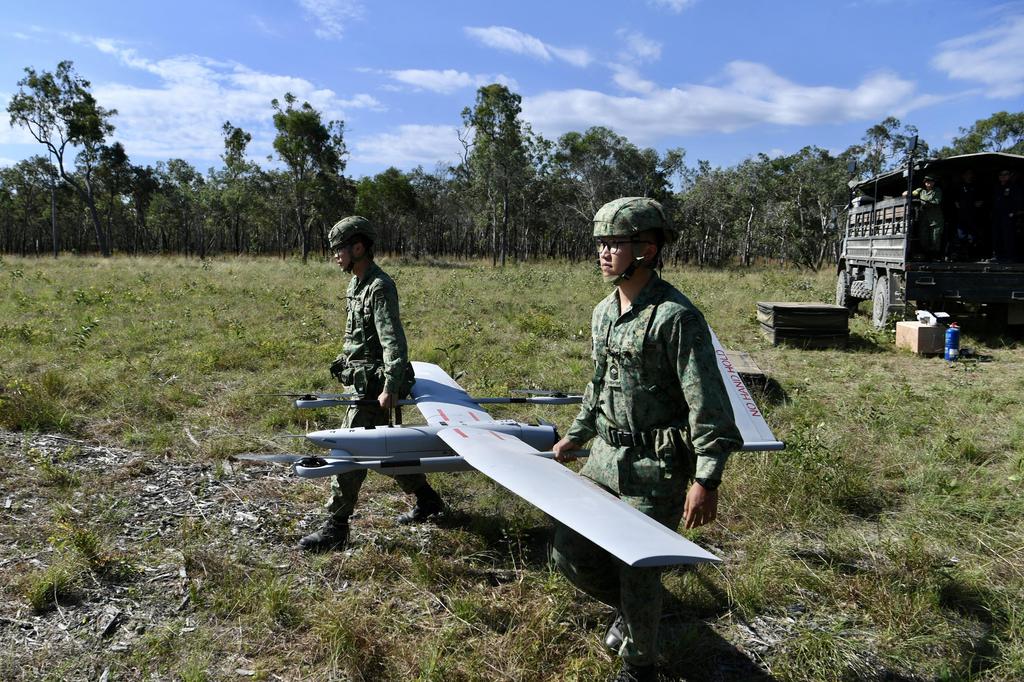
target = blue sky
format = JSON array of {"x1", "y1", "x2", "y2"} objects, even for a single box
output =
[{"x1": 1, "y1": 0, "x2": 1022, "y2": 179}]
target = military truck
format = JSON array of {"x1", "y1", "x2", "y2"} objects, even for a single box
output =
[{"x1": 836, "y1": 152, "x2": 1024, "y2": 328}]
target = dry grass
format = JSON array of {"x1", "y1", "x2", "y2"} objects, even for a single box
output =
[{"x1": 1, "y1": 254, "x2": 1022, "y2": 680}]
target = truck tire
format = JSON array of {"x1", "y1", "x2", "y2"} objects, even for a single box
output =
[
  {"x1": 871, "y1": 276, "x2": 890, "y2": 329},
  {"x1": 835, "y1": 270, "x2": 857, "y2": 313}
]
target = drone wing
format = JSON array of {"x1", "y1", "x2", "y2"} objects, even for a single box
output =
[
  {"x1": 709, "y1": 328, "x2": 785, "y2": 452},
  {"x1": 437, "y1": 426, "x2": 720, "y2": 568},
  {"x1": 410, "y1": 361, "x2": 494, "y2": 425}
]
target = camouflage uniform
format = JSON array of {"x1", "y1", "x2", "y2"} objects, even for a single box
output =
[
  {"x1": 326, "y1": 261, "x2": 425, "y2": 520},
  {"x1": 552, "y1": 271, "x2": 741, "y2": 667},
  {"x1": 912, "y1": 184, "x2": 944, "y2": 256}
]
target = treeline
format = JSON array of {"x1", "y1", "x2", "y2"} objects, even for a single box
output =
[{"x1": 3, "y1": 61, "x2": 1023, "y2": 268}]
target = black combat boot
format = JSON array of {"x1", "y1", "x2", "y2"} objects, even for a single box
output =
[
  {"x1": 396, "y1": 485, "x2": 443, "y2": 524},
  {"x1": 297, "y1": 517, "x2": 349, "y2": 552},
  {"x1": 609, "y1": 660, "x2": 657, "y2": 682},
  {"x1": 604, "y1": 611, "x2": 625, "y2": 652}
]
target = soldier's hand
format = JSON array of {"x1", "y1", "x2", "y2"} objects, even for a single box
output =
[
  {"x1": 378, "y1": 390, "x2": 396, "y2": 410},
  {"x1": 552, "y1": 437, "x2": 581, "y2": 463},
  {"x1": 683, "y1": 482, "x2": 718, "y2": 529},
  {"x1": 329, "y1": 358, "x2": 346, "y2": 382}
]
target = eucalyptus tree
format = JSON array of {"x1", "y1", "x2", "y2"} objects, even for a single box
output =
[
  {"x1": 787, "y1": 147, "x2": 849, "y2": 269},
  {"x1": 409, "y1": 164, "x2": 473, "y2": 258},
  {"x1": 93, "y1": 142, "x2": 132, "y2": 252},
  {"x1": 677, "y1": 160, "x2": 742, "y2": 266},
  {"x1": 0, "y1": 156, "x2": 64, "y2": 255},
  {"x1": 548, "y1": 127, "x2": 683, "y2": 259},
  {"x1": 461, "y1": 84, "x2": 532, "y2": 266},
  {"x1": 355, "y1": 167, "x2": 418, "y2": 255},
  {"x1": 151, "y1": 159, "x2": 205, "y2": 255},
  {"x1": 271, "y1": 93, "x2": 347, "y2": 262},
  {"x1": 7, "y1": 61, "x2": 117, "y2": 255},
  {"x1": 216, "y1": 121, "x2": 261, "y2": 254},
  {"x1": 852, "y1": 117, "x2": 929, "y2": 178},
  {"x1": 127, "y1": 165, "x2": 159, "y2": 254},
  {"x1": 938, "y1": 111, "x2": 1024, "y2": 156}
]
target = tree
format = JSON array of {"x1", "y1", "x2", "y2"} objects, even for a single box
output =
[
  {"x1": 271, "y1": 93, "x2": 347, "y2": 263},
  {"x1": 462, "y1": 84, "x2": 532, "y2": 266},
  {"x1": 217, "y1": 121, "x2": 259, "y2": 254},
  {"x1": 355, "y1": 168, "x2": 418, "y2": 255},
  {"x1": 94, "y1": 142, "x2": 132, "y2": 252},
  {"x1": 779, "y1": 146, "x2": 850, "y2": 270},
  {"x1": 0, "y1": 156, "x2": 63, "y2": 255},
  {"x1": 852, "y1": 117, "x2": 928, "y2": 178},
  {"x1": 939, "y1": 111, "x2": 1024, "y2": 157},
  {"x1": 547, "y1": 127, "x2": 684, "y2": 260},
  {"x1": 7, "y1": 61, "x2": 117, "y2": 255},
  {"x1": 151, "y1": 159, "x2": 205, "y2": 255},
  {"x1": 127, "y1": 164, "x2": 159, "y2": 254}
]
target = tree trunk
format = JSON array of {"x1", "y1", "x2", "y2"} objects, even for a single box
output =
[{"x1": 50, "y1": 183, "x2": 59, "y2": 258}]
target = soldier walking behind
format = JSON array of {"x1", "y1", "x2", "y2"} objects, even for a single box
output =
[
  {"x1": 299, "y1": 216, "x2": 444, "y2": 552},
  {"x1": 551, "y1": 198, "x2": 742, "y2": 682}
]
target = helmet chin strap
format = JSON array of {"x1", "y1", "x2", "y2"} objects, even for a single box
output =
[
  {"x1": 342, "y1": 244, "x2": 368, "y2": 274},
  {"x1": 603, "y1": 242, "x2": 653, "y2": 285},
  {"x1": 603, "y1": 256, "x2": 645, "y2": 284}
]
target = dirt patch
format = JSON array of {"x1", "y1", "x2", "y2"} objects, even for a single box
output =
[{"x1": 0, "y1": 429, "x2": 326, "y2": 680}]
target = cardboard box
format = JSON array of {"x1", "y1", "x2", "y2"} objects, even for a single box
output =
[{"x1": 895, "y1": 321, "x2": 944, "y2": 355}]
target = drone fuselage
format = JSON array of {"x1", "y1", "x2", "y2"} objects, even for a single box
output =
[{"x1": 293, "y1": 420, "x2": 560, "y2": 478}]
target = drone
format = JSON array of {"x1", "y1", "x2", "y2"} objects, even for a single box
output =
[{"x1": 238, "y1": 329, "x2": 783, "y2": 568}]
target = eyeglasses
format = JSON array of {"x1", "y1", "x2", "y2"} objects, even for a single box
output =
[{"x1": 596, "y1": 238, "x2": 653, "y2": 254}]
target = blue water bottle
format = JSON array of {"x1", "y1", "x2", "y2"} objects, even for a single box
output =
[{"x1": 944, "y1": 323, "x2": 960, "y2": 361}]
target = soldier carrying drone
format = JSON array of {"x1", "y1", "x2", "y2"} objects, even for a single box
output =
[{"x1": 297, "y1": 216, "x2": 445, "y2": 552}]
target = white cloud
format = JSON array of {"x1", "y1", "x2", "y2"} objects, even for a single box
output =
[
  {"x1": 385, "y1": 69, "x2": 518, "y2": 94},
  {"x1": 611, "y1": 65, "x2": 658, "y2": 95},
  {"x1": 616, "y1": 29, "x2": 662, "y2": 64},
  {"x1": 297, "y1": 0, "x2": 364, "y2": 40},
  {"x1": 65, "y1": 36, "x2": 380, "y2": 164},
  {"x1": 523, "y1": 61, "x2": 920, "y2": 143},
  {"x1": 609, "y1": 29, "x2": 662, "y2": 93},
  {"x1": 464, "y1": 26, "x2": 592, "y2": 67},
  {"x1": 932, "y1": 15, "x2": 1024, "y2": 97},
  {"x1": 249, "y1": 15, "x2": 281, "y2": 38},
  {"x1": 648, "y1": 0, "x2": 697, "y2": 13},
  {"x1": 351, "y1": 124, "x2": 463, "y2": 168}
]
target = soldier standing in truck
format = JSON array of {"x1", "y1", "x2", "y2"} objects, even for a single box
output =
[{"x1": 906, "y1": 174, "x2": 944, "y2": 259}]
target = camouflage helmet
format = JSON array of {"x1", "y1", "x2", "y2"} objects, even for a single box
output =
[
  {"x1": 328, "y1": 216, "x2": 375, "y2": 249},
  {"x1": 592, "y1": 197, "x2": 676, "y2": 243}
]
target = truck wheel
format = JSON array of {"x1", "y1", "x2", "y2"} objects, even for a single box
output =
[
  {"x1": 835, "y1": 271, "x2": 857, "y2": 313},
  {"x1": 871, "y1": 276, "x2": 890, "y2": 329}
]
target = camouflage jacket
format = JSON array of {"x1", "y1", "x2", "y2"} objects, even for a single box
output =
[
  {"x1": 337, "y1": 262, "x2": 411, "y2": 396},
  {"x1": 912, "y1": 187, "x2": 944, "y2": 226},
  {"x1": 565, "y1": 273, "x2": 742, "y2": 496}
]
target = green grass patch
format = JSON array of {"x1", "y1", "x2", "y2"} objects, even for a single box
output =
[{"x1": 2, "y1": 255, "x2": 1023, "y2": 680}]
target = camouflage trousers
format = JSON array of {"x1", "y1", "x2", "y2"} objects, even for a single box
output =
[
  {"x1": 920, "y1": 221, "x2": 943, "y2": 255},
  {"x1": 326, "y1": 403, "x2": 427, "y2": 520},
  {"x1": 551, "y1": 486, "x2": 687, "y2": 666}
]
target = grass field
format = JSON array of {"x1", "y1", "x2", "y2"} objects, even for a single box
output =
[{"x1": 1, "y1": 254, "x2": 1022, "y2": 681}]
